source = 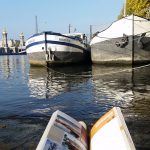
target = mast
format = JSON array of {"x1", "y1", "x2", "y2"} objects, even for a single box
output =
[
  {"x1": 69, "y1": 24, "x2": 71, "y2": 33},
  {"x1": 124, "y1": 0, "x2": 127, "y2": 17},
  {"x1": 132, "y1": 15, "x2": 135, "y2": 88},
  {"x1": 35, "y1": 16, "x2": 38, "y2": 34},
  {"x1": 90, "y1": 25, "x2": 92, "y2": 40}
]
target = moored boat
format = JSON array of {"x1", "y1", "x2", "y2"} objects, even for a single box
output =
[
  {"x1": 90, "y1": 15, "x2": 150, "y2": 65},
  {"x1": 26, "y1": 31, "x2": 90, "y2": 66}
]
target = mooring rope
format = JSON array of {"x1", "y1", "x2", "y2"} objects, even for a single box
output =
[{"x1": 92, "y1": 63, "x2": 150, "y2": 78}]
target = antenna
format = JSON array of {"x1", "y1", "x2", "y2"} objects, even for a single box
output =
[{"x1": 35, "y1": 16, "x2": 38, "y2": 33}]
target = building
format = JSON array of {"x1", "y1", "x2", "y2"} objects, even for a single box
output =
[{"x1": 0, "y1": 29, "x2": 26, "y2": 55}]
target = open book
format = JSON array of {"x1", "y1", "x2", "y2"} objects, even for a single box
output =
[{"x1": 36, "y1": 107, "x2": 136, "y2": 150}]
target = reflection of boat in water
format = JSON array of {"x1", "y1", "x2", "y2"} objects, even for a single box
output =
[
  {"x1": 92, "y1": 65, "x2": 134, "y2": 106},
  {"x1": 91, "y1": 65, "x2": 150, "y2": 149},
  {"x1": 28, "y1": 67, "x2": 67, "y2": 99},
  {"x1": 90, "y1": 15, "x2": 150, "y2": 65},
  {"x1": 28, "y1": 65, "x2": 90, "y2": 99},
  {"x1": 92, "y1": 64, "x2": 150, "y2": 119},
  {"x1": 26, "y1": 31, "x2": 90, "y2": 66}
]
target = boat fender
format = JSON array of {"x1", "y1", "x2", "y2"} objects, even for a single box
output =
[
  {"x1": 137, "y1": 33, "x2": 146, "y2": 49},
  {"x1": 48, "y1": 47, "x2": 55, "y2": 61},
  {"x1": 121, "y1": 34, "x2": 129, "y2": 47},
  {"x1": 137, "y1": 41, "x2": 144, "y2": 49},
  {"x1": 45, "y1": 50, "x2": 49, "y2": 61},
  {"x1": 45, "y1": 53, "x2": 49, "y2": 61},
  {"x1": 115, "y1": 41, "x2": 121, "y2": 47},
  {"x1": 115, "y1": 34, "x2": 129, "y2": 48},
  {"x1": 121, "y1": 38, "x2": 126, "y2": 42}
]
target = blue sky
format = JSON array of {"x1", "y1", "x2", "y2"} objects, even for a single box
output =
[{"x1": 0, "y1": 0, "x2": 124, "y2": 40}]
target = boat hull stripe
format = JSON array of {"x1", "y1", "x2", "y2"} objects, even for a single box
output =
[{"x1": 26, "y1": 40, "x2": 85, "y2": 51}]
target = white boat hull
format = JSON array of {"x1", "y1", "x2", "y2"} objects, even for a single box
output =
[
  {"x1": 26, "y1": 32, "x2": 89, "y2": 66},
  {"x1": 90, "y1": 15, "x2": 150, "y2": 65}
]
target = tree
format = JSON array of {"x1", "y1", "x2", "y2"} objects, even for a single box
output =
[{"x1": 118, "y1": 0, "x2": 150, "y2": 19}]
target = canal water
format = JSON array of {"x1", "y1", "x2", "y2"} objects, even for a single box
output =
[{"x1": 0, "y1": 55, "x2": 150, "y2": 150}]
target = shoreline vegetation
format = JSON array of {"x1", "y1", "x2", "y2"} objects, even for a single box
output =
[{"x1": 118, "y1": 0, "x2": 150, "y2": 19}]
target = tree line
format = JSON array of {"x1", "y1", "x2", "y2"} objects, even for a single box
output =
[{"x1": 118, "y1": 0, "x2": 150, "y2": 19}]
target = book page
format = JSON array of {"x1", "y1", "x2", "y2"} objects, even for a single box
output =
[
  {"x1": 90, "y1": 107, "x2": 135, "y2": 150},
  {"x1": 36, "y1": 110, "x2": 87, "y2": 150}
]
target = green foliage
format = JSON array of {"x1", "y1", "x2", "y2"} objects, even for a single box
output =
[{"x1": 118, "y1": 0, "x2": 150, "y2": 19}]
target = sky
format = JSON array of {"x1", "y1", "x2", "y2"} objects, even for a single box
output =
[{"x1": 0, "y1": 0, "x2": 124, "y2": 40}]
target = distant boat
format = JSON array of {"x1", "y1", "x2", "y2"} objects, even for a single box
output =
[
  {"x1": 18, "y1": 46, "x2": 26, "y2": 55},
  {"x1": 90, "y1": 15, "x2": 150, "y2": 65},
  {"x1": 26, "y1": 31, "x2": 90, "y2": 66}
]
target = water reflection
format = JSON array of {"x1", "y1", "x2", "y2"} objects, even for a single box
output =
[
  {"x1": 0, "y1": 55, "x2": 150, "y2": 149},
  {"x1": 92, "y1": 65, "x2": 134, "y2": 108},
  {"x1": 28, "y1": 65, "x2": 91, "y2": 99},
  {"x1": 92, "y1": 65, "x2": 150, "y2": 149},
  {"x1": 131, "y1": 66, "x2": 150, "y2": 118},
  {"x1": 92, "y1": 65, "x2": 150, "y2": 118},
  {"x1": 0, "y1": 56, "x2": 11, "y2": 79},
  {"x1": 0, "y1": 55, "x2": 28, "y2": 80},
  {"x1": 0, "y1": 56, "x2": 30, "y2": 118}
]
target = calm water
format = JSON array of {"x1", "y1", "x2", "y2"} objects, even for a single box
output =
[{"x1": 0, "y1": 55, "x2": 150, "y2": 150}]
